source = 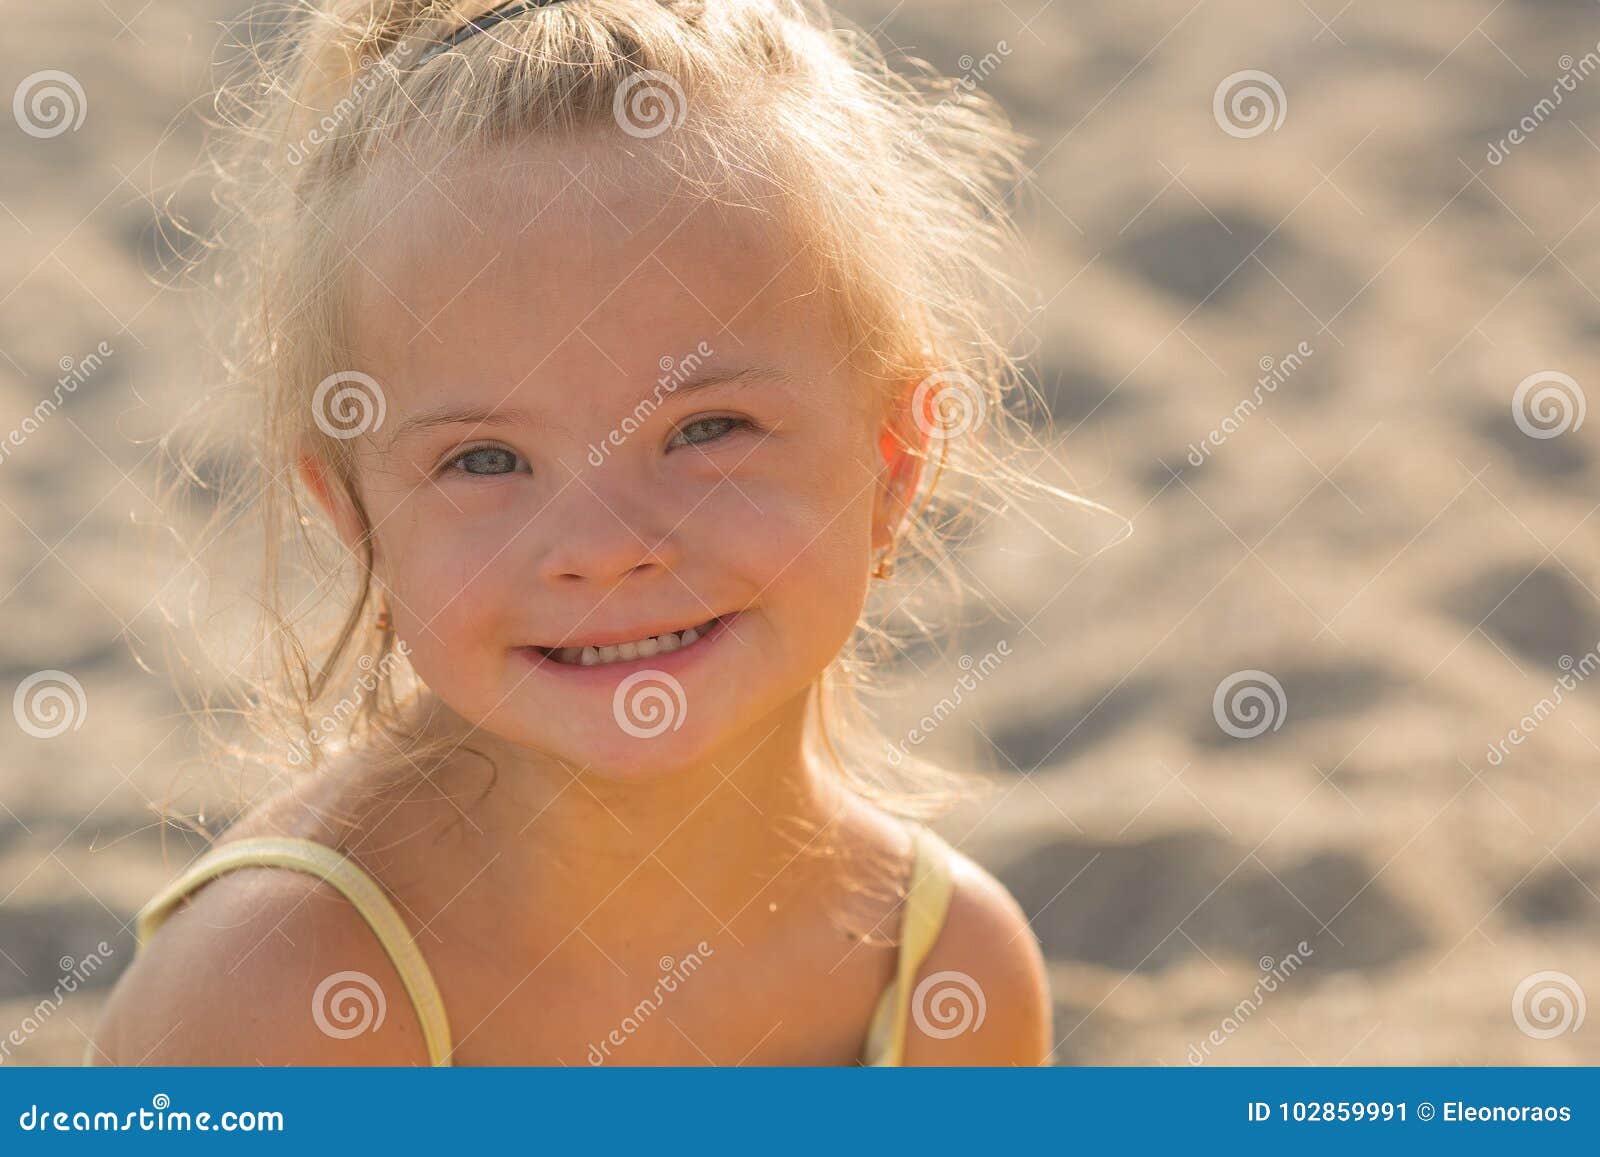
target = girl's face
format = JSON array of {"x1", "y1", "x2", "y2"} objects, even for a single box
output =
[{"x1": 313, "y1": 146, "x2": 915, "y2": 780}]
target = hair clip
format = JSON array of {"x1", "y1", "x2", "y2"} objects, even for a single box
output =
[{"x1": 413, "y1": 0, "x2": 576, "y2": 68}]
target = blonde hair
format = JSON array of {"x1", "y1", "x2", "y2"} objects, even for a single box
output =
[{"x1": 160, "y1": 0, "x2": 1088, "y2": 831}]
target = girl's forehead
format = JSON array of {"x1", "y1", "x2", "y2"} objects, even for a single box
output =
[
  {"x1": 342, "y1": 147, "x2": 844, "y2": 407},
  {"x1": 355, "y1": 134, "x2": 799, "y2": 287},
  {"x1": 352, "y1": 132, "x2": 798, "y2": 269}
]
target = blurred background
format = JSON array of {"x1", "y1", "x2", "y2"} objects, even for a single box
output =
[{"x1": 2, "y1": 0, "x2": 1598, "y2": 1065}]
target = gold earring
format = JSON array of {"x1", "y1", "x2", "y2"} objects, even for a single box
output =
[
  {"x1": 872, "y1": 545, "x2": 897, "y2": 580},
  {"x1": 375, "y1": 605, "x2": 392, "y2": 631}
]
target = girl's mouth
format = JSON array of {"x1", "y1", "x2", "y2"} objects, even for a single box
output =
[{"x1": 521, "y1": 613, "x2": 737, "y2": 669}]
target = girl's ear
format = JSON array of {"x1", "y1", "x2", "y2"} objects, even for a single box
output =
[
  {"x1": 871, "y1": 380, "x2": 930, "y2": 555},
  {"x1": 296, "y1": 453, "x2": 365, "y2": 554}
]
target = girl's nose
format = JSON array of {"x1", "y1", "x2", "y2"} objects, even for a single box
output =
[{"x1": 531, "y1": 482, "x2": 682, "y2": 586}]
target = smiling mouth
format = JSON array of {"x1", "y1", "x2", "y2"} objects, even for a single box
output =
[{"x1": 530, "y1": 614, "x2": 729, "y2": 667}]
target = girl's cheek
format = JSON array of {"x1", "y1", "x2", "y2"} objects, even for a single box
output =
[
  {"x1": 378, "y1": 511, "x2": 507, "y2": 629},
  {"x1": 741, "y1": 489, "x2": 874, "y2": 603}
]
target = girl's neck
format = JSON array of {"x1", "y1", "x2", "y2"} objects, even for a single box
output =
[{"x1": 388, "y1": 687, "x2": 859, "y2": 950}]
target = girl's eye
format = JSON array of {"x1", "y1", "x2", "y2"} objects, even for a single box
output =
[
  {"x1": 669, "y1": 416, "x2": 748, "y2": 449},
  {"x1": 445, "y1": 446, "x2": 525, "y2": 476}
]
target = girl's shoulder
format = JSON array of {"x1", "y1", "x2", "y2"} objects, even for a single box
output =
[
  {"x1": 889, "y1": 821, "x2": 1055, "y2": 1066},
  {"x1": 89, "y1": 764, "x2": 444, "y2": 1066},
  {"x1": 91, "y1": 846, "x2": 428, "y2": 1066},
  {"x1": 839, "y1": 797, "x2": 1051, "y2": 1065}
]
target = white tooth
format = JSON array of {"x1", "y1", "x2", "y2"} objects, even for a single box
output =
[
  {"x1": 637, "y1": 636, "x2": 660, "y2": 657},
  {"x1": 617, "y1": 640, "x2": 639, "y2": 660},
  {"x1": 680, "y1": 626, "x2": 699, "y2": 645},
  {"x1": 657, "y1": 633, "x2": 680, "y2": 653},
  {"x1": 580, "y1": 646, "x2": 600, "y2": 665},
  {"x1": 597, "y1": 644, "x2": 619, "y2": 663}
]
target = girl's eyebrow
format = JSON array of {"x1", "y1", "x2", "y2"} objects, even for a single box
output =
[
  {"x1": 671, "y1": 365, "x2": 799, "y2": 394},
  {"x1": 392, "y1": 405, "x2": 535, "y2": 440},
  {"x1": 392, "y1": 365, "x2": 797, "y2": 440}
]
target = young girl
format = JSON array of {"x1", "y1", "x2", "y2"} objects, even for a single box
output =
[{"x1": 91, "y1": 0, "x2": 1056, "y2": 1066}]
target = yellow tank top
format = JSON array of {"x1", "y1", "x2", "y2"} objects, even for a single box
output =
[{"x1": 116, "y1": 824, "x2": 957, "y2": 1067}]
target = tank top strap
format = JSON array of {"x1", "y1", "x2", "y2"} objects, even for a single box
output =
[
  {"x1": 133, "y1": 836, "x2": 453, "y2": 1066},
  {"x1": 861, "y1": 823, "x2": 957, "y2": 1065}
]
